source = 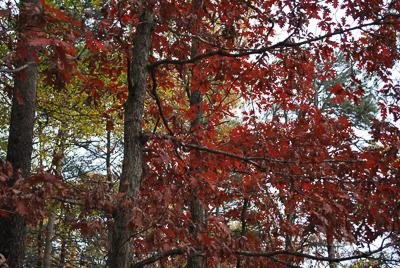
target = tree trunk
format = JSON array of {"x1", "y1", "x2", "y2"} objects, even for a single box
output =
[
  {"x1": 0, "y1": 1, "x2": 41, "y2": 267},
  {"x1": 236, "y1": 198, "x2": 249, "y2": 268},
  {"x1": 188, "y1": 196, "x2": 206, "y2": 268},
  {"x1": 187, "y1": 87, "x2": 207, "y2": 268},
  {"x1": 187, "y1": 2, "x2": 207, "y2": 267},
  {"x1": 36, "y1": 221, "x2": 43, "y2": 268},
  {"x1": 106, "y1": 128, "x2": 112, "y2": 188},
  {"x1": 42, "y1": 212, "x2": 55, "y2": 268},
  {"x1": 59, "y1": 225, "x2": 66, "y2": 268},
  {"x1": 43, "y1": 132, "x2": 64, "y2": 268},
  {"x1": 327, "y1": 233, "x2": 336, "y2": 268},
  {"x1": 108, "y1": 9, "x2": 154, "y2": 268},
  {"x1": 187, "y1": 1, "x2": 208, "y2": 267}
]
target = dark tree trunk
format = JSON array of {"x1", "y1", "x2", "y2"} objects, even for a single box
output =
[
  {"x1": 187, "y1": 1, "x2": 207, "y2": 267},
  {"x1": 108, "y1": 9, "x2": 154, "y2": 268},
  {"x1": 36, "y1": 221, "x2": 43, "y2": 268},
  {"x1": 327, "y1": 233, "x2": 337, "y2": 268},
  {"x1": 188, "y1": 196, "x2": 206, "y2": 268},
  {"x1": 187, "y1": 87, "x2": 207, "y2": 268},
  {"x1": 106, "y1": 128, "x2": 112, "y2": 187},
  {"x1": 236, "y1": 198, "x2": 249, "y2": 268},
  {"x1": 0, "y1": 1, "x2": 41, "y2": 267},
  {"x1": 59, "y1": 227, "x2": 66, "y2": 268}
]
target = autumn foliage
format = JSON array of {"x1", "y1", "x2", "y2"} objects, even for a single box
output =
[{"x1": 0, "y1": 0, "x2": 399, "y2": 267}]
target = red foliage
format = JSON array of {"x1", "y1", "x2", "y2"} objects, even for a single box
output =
[{"x1": 1, "y1": 0, "x2": 399, "y2": 266}]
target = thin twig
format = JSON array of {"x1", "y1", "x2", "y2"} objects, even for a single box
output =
[{"x1": 150, "y1": 67, "x2": 174, "y2": 136}]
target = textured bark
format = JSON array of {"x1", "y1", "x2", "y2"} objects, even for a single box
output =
[
  {"x1": 236, "y1": 198, "x2": 249, "y2": 268},
  {"x1": 106, "y1": 129, "x2": 112, "y2": 187},
  {"x1": 59, "y1": 225, "x2": 66, "y2": 268},
  {"x1": 0, "y1": 1, "x2": 41, "y2": 267},
  {"x1": 0, "y1": 215, "x2": 26, "y2": 268},
  {"x1": 188, "y1": 197, "x2": 206, "y2": 268},
  {"x1": 36, "y1": 221, "x2": 43, "y2": 268},
  {"x1": 187, "y1": 90, "x2": 207, "y2": 268},
  {"x1": 108, "y1": 10, "x2": 154, "y2": 268},
  {"x1": 187, "y1": 1, "x2": 207, "y2": 267}
]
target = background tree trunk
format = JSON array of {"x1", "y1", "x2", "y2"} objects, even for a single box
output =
[
  {"x1": 236, "y1": 198, "x2": 249, "y2": 268},
  {"x1": 43, "y1": 131, "x2": 65, "y2": 268},
  {"x1": 0, "y1": 1, "x2": 41, "y2": 267},
  {"x1": 327, "y1": 233, "x2": 337, "y2": 268},
  {"x1": 59, "y1": 218, "x2": 67, "y2": 268},
  {"x1": 36, "y1": 221, "x2": 44, "y2": 268},
  {"x1": 42, "y1": 212, "x2": 55, "y2": 268},
  {"x1": 108, "y1": 9, "x2": 154, "y2": 268}
]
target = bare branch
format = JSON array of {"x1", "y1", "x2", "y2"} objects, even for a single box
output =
[
  {"x1": 129, "y1": 242, "x2": 395, "y2": 267},
  {"x1": 179, "y1": 141, "x2": 366, "y2": 167},
  {"x1": 179, "y1": 141, "x2": 265, "y2": 169},
  {"x1": 147, "y1": 133, "x2": 367, "y2": 170},
  {"x1": 236, "y1": 242, "x2": 395, "y2": 263},
  {"x1": 131, "y1": 248, "x2": 185, "y2": 268},
  {"x1": 0, "y1": 62, "x2": 36, "y2": 73},
  {"x1": 150, "y1": 68, "x2": 174, "y2": 136},
  {"x1": 150, "y1": 15, "x2": 399, "y2": 69}
]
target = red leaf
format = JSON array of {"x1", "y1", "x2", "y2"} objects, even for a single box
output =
[
  {"x1": 161, "y1": 227, "x2": 176, "y2": 239},
  {"x1": 303, "y1": 182, "x2": 312, "y2": 191}
]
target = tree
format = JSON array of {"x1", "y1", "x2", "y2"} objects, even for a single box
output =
[
  {"x1": 0, "y1": 0, "x2": 82, "y2": 266},
  {"x1": 0, "y1": 0, "x2": 399, "y2": 267},
  {"x1": 0, "y1": 1, "x2": 43, "y2": 266},
  {"x1": 108, "y1": 7, "x2": 155, "y2": 268}
]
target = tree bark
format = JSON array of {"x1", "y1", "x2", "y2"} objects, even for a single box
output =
[
  {"x1": 327, "y1": 233, "x2": 337, "y2": 268},
  {"x1": 106, "y1": 128, "x2": 112, "y2": 188},
  {"x1": 236, "y1": 198, "x2": 249, "y2": 268},
  {"x1": 36, "y1": 221, "x2": 43, "y2": 268},
  {"x1": 187, "y1": 2, "x2": 207, "y2": 267},
  {"x1": 187, "y1": 88, "x2": 207, "y2": 268},
  {"x1": 59, "y1": 219, "x2": 67, "y2": 268},
  {"x1": 42, "y1": 212, "x2": 55, "y2": 268},
  {"x1": 108, "y1": 9, "x2": 154, "y2": 268},
  {"x1": 43, "y1": 131, "x2": 65, "y2": 268},
  {"x1": 188, "y1": 196, "x2": 206, "y2": 268},
  {"x1": 0, "y1": 1, "x2": 41, "y2": 267}
]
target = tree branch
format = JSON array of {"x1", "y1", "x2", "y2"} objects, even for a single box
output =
[
  {"x1": 179, "y1": 141, "x2": 366, "y2": 167},
  {"x1": 0, "y1": 62, "x2": 36, "y2": 73},
  {"x1": 180, "y1": 141, "x2": 265, "y2": 169},
  {"x1": 150, "y1": 67, "x2": 174, "y2": 136},
  {"x1": 131, "y1": 248, "x2": 185, "y2": 268},
  {"x1": 236, "y1": 242, "x2": 394, "y2": 263},
  {"x1": 150, "y1": 14, "x2": 399, "y2": 69},
  {"x1": 129, "y1": 241, "x2": 395, "y2": 267},
  {"x1": 147, "y1": 133, "x2": 367, "y2": 170}
]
